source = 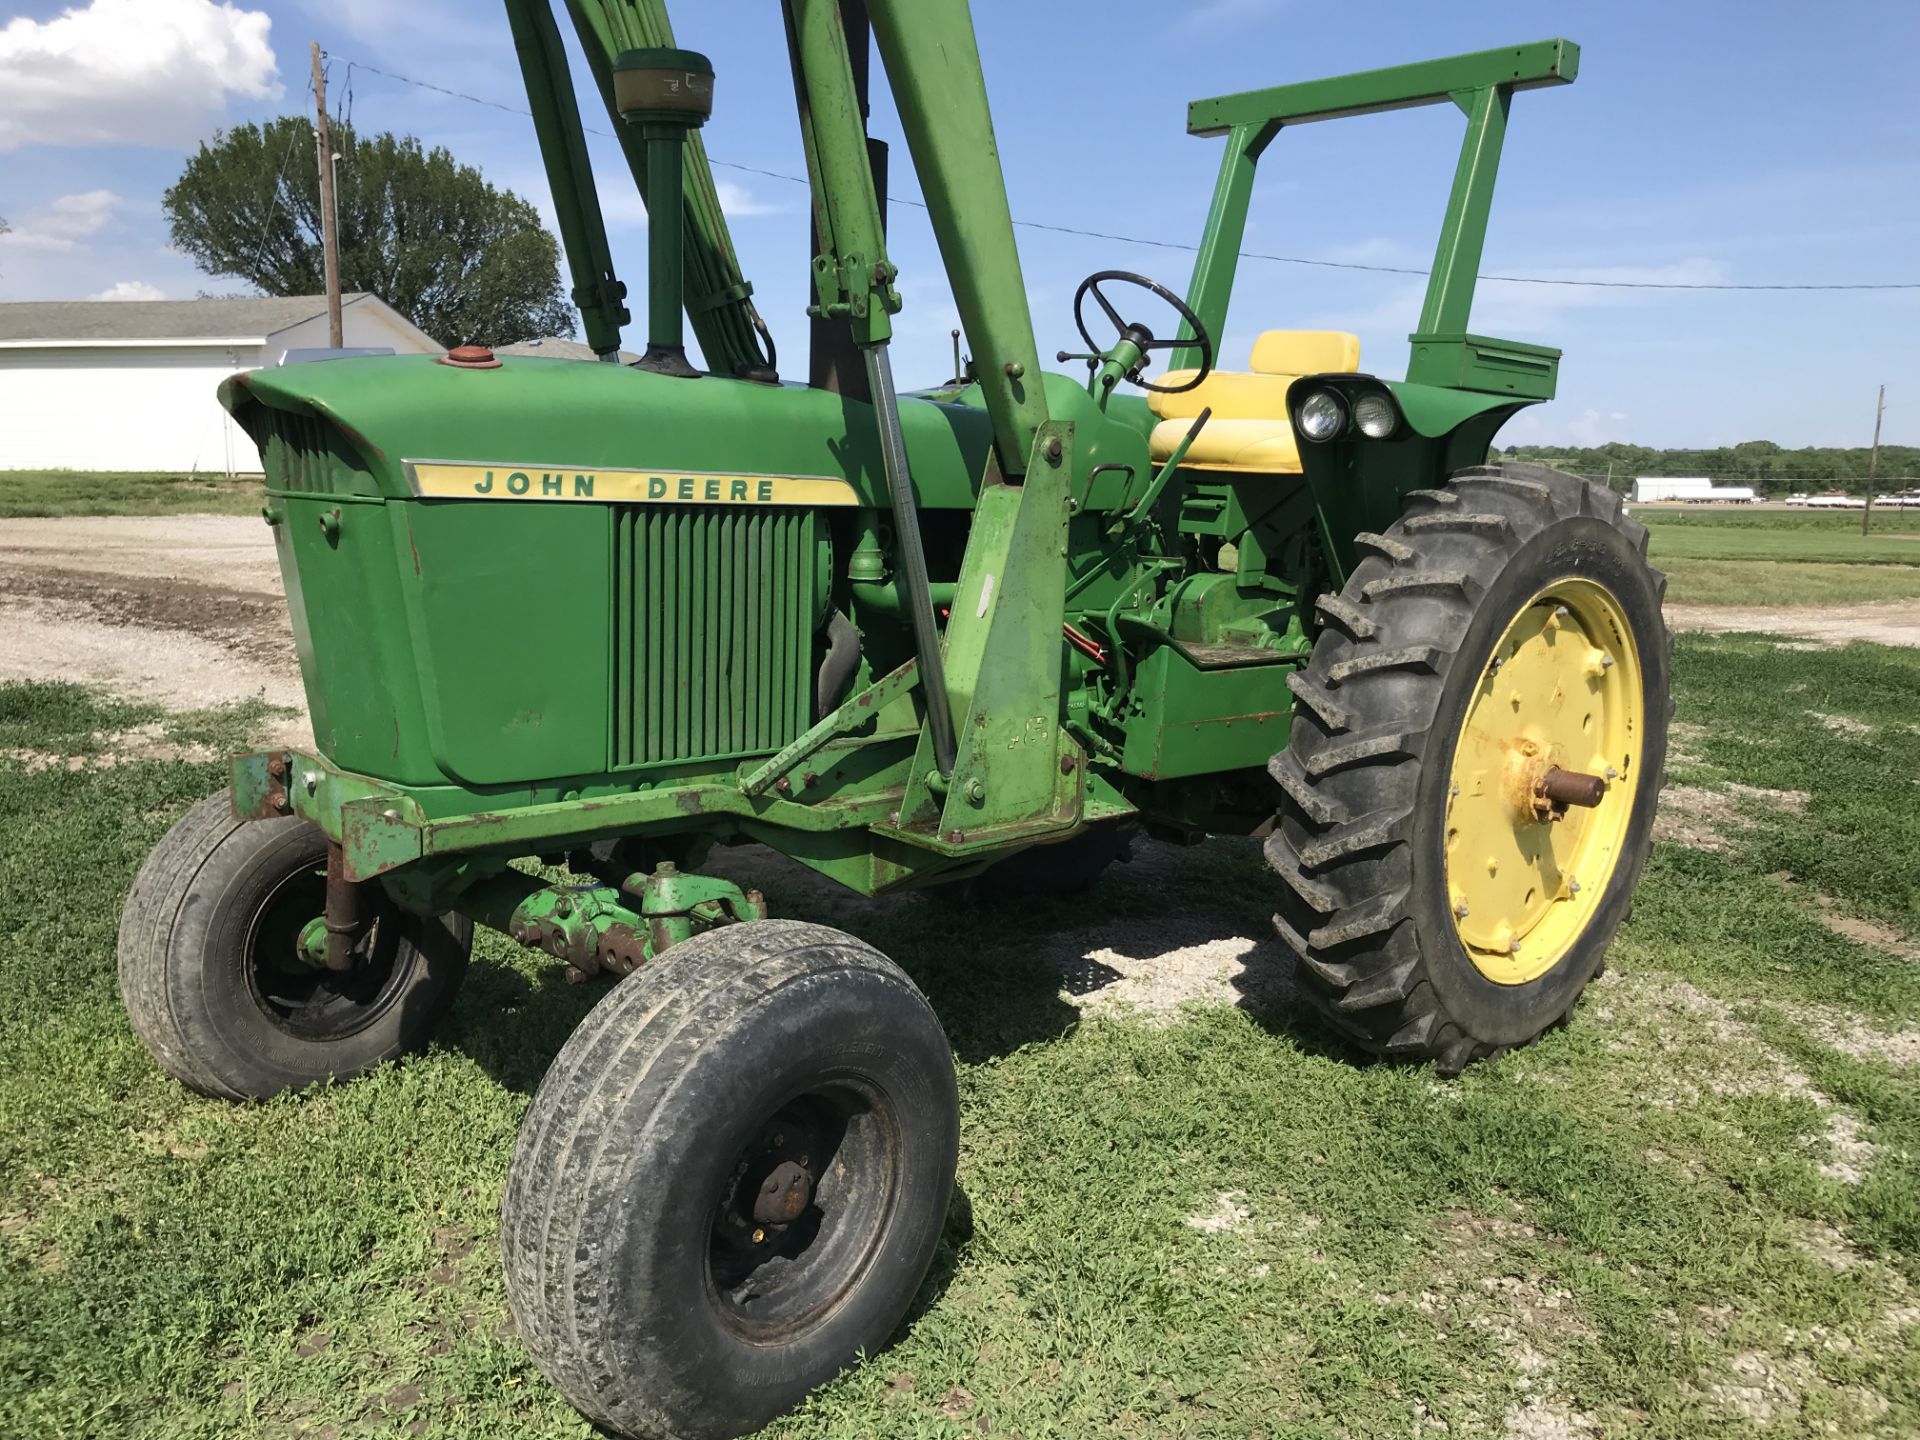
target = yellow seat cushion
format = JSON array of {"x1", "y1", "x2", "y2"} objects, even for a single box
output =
[
  {"x1": 1149, "y1": 416, "x2": 1302, "y2": 474},
  {"x1": 1145, "y1": 329, "x2": 1359, "y2": 472},
  {"x1": 1249, "y1": 329, "x2": 1361, "y2": 376}
]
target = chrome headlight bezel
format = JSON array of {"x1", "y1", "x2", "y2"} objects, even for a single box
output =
[
  {"x1": 1353, "y1": 391, "x2": 1400, "y2": 440},
  {"x1": 1294, "y1": 388, "x2": 1348, "y2": 443}
]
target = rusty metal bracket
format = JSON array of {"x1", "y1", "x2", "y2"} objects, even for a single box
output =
[
  {"x1": 739, "y1": 658, "x2": 919, "y2": 798},
  {"x1": 460, "y1": 861, "x2": 768, "y2": 982}
]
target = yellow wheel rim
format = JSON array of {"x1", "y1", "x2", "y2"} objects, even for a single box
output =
[{"x1": 1444, "y1": 578, "x2": 1644, "y2": 985}]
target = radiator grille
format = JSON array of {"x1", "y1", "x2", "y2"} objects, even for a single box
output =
[
  {"x1": 611, "y1": 507, "x2": 816, "y2": 769},
  {"x1": 265, "y1": 414, "x2": 348, "y2": 493}
]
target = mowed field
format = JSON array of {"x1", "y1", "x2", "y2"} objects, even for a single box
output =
[{"x1": 1, "y1": 489, "x2": 1918, "y2": 1438}]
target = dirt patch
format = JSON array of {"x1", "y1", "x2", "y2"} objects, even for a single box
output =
[
  {"x1": 1797, "y1": 1221, "x2": 1863, "y2": 1272},
  {"x1": 1653, "y1": 784, "x2": 1807, "y2": 853},
  {"x1": 1391, "y1": 1206, "x2": 1597, "y2": 1435},
  {"x1": 705, "y1": 839, "x2": 1300, "y2": 1019},
  {"x1": 1770, "y1": 1000, "x2": 1920, "y2": 1070},
  {"x1": 1587, "y1": 975, "x2": 1875, "y2": 1182},
  {"x1": 1771, "y1": 875, "x2": 1920, "y2": 965},
  {"x1": 0, "y1": 592, "x2": 308, "y2": 742},
  {"x1": 1665, "y1": 599, "x2": 1920, "y2": 648},
  {"x1": 1666, "y1": 719, "x2": 1709, "y2": 767},
  {"x1": 1808, "y1": 904, "x2": 1920, "y2": 965},
  {"x1": 1809, "y1": 710, "x2": 1875, "y2": 738},
  {"x1": 0, "y1": 516, "x2": 308, "y2": 738},
  {"x1": 0, "y1": 515, "x2": 284, "y2": 593},
  {"x1": 1503, "y1": 1398, "x2": 1598, "y2": 1439},
  {"x1": 1184, "y1": 1191, "x2": 1254, "y2": 1235},
  {"x1": 1707, "y1": 1348, "x2": 1815, "y2": 1424}
]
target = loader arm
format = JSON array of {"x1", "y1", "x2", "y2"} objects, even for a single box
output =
[{"x1": 506, "y1": 0, "x2": 774, "y2": 377}]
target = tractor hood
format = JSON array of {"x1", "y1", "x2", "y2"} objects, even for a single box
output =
[{"x1": 223, "y1": 354, "x2": 1149, "y2": 514}]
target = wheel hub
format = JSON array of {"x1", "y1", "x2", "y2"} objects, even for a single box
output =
[
  {"x1": 1445, "y1": 579, "x2": 1644, "y2": 985},
  {"x1": 716, "y1": 1124, "x2": 819, "y2": 1251},
  {"x1": 753, "y1": 1159, "x2": 815, "y2": 1226},
  {"x1": 704, "y1": 1086, "x2": 900, "y2": 1340}
]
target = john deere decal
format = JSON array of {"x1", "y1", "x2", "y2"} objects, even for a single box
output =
[{"x1": 403, "y1": 462, "x2": 861, "y2": 507}]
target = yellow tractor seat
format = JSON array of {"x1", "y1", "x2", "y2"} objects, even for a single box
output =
[{"x1": 1146, "y1": 329, "x2": 1360, "y2": 474}]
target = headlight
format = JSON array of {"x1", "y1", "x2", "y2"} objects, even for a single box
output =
[
  {"x1": 1295, "y1": 389, "x2": 1346, "y2": 442},
  {"x1": 1353, "y1": 392, "x2": 1398, "y2": 439}
]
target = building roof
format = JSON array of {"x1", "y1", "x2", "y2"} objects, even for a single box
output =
[
  {"x1": 497, "y1": 335, "x2": 639, "y2": 365},
  {"x1": 0, "y1": 293, "x2": 388, "y2": 343}
]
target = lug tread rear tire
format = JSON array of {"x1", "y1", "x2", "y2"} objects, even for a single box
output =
[{"x1": 1270, "y1": 464, "x2": 1672, "y2": 1073}]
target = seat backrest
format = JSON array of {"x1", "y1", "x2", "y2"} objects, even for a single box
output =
[
  {"x1": 1148, "y1": 329, "x2": 1362, "y2": 421},
  {"x1": 1249, "y1": 330, "x2": 1361, "y2": 376}
]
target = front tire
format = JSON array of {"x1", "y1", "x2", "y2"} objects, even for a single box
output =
[
  {"x1": 501, "y1": 919, "x2": 960, "y2": 1440},
  {"x1": 1269, "y1": 465, "x2": 1671, "y2": 1073},
  {"x1": 118, "y1": 791, "x2": 471, "y2": 1100}
]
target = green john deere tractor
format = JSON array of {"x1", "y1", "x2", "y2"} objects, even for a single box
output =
[{"x1": 118, "y1": 4, "x2": 1670, "y2": 1436}]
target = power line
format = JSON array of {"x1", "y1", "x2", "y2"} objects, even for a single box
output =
[
  {"x1": 244, "y1": 73, "x2": 315, "y2": 286},
  {"x1": 343, "y1": 57, "x2": 1920, "y2": 293}
]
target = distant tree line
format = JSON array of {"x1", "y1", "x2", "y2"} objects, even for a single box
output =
[{"x1": 1496, "y1": 439, "x2": 1920, "y2": 497}]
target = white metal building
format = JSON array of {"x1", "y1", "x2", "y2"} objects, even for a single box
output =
[
  {"x1": 1630, "y1": 476, "x2": 1714, "y2": 503},
  {"x1": 0, "y1": 294, "x2": 439, "y2": 474}
]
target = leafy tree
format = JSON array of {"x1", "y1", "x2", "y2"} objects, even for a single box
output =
[{"x1": 165, "y1": 118, "x2": 574, "y2": 347}]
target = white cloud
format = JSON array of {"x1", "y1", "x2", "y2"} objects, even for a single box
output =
[
  {"x1": 1568, "y1": 408, "x2": 1628, "y2": 447},
  {"x1": 89, "y1": 279, "x2": 167, "y2": 301},
  {"x1": 0, "y1": 190, "x2": 124, "y2": 251},
  {"x1": 714, "y1": 179, "x2": 785, "y2": 219},
  {"x1": 0, "y1": 0, "x2": 281, "y2": 153},
  {"x1": 1181, "y1": 0, "x2": 1290, "y2": 29},
  {"x1": 590, "y1": 178, "x2": 785, "y2": 235},
  {"x1": 1472, "y1": 258, "x2": 1728, "y2": 335}
]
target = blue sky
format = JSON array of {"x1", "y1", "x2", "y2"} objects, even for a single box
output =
[{"x1": 3, "y1": 0, "x2": 1916, "y2": 449}]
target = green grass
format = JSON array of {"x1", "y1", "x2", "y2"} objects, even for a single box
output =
[
  {"x1": 1656, "y1": 559, "x2": 1920, "y2": 607},
  {"x1": 1, "y1": 648, "x2": 1917, "y2": 1439},
  {"x1": 1640, "y1": 510, "x2": 1920, "y2": 607},
  {"x1": 0, "y1": 471, "x2": 265, "y2": 519},
  {"x1": 0, "y1": 681, "x2": 162, "y2": 755}
]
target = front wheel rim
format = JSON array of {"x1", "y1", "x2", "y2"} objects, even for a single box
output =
[
  {"x1": 1444, "y1": 577, "x2": 1645, "y2": 985},
  {"x1": 244, "y1": 862, "x2": 409, "y2": 1040},
  {"x1": 704, "y1": 1079, "x2": 900, "y2": 1341}
]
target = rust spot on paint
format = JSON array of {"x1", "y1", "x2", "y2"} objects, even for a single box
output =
[{"x1": 407, "y1": 517, "x2": 422, "y2": 578}]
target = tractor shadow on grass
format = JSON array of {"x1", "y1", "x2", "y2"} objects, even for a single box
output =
[{"x1": 447, "y1": 836, "x2": 1368, "y2": 1095}]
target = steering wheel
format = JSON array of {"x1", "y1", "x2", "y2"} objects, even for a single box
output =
[{"x1": 1070, "y1": 270, "x2": 1214, "y2": 395}]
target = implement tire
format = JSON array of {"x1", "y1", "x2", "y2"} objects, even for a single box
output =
[
  {"x1": 118, "y1": 791, "x2": 470, "y2": 1100},
  {"x1": 1268, "y1": 464, "x2": 1671, "y2": 1073},
  {"x1": 501, "y1": 919, "x2": 959, "y2": 1440}
]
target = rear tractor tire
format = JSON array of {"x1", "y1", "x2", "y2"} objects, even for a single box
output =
[
  {"x1": 118, "y1": 791, "x2": 472, "y2": 1100},
  {"x1": 1269, "y1": 464, "x2": 1671, "y2": 1073},
  {"x1": 501, "y1": 919, "x2": 960, "y2": 1440}
]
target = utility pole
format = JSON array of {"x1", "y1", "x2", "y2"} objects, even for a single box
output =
[
  {"x1": 1863, "y1": 384, "x2": 1885, "y2": 537},
  {"x1": 310, "y1": 42, "x2": 344, "y2": 349}
]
